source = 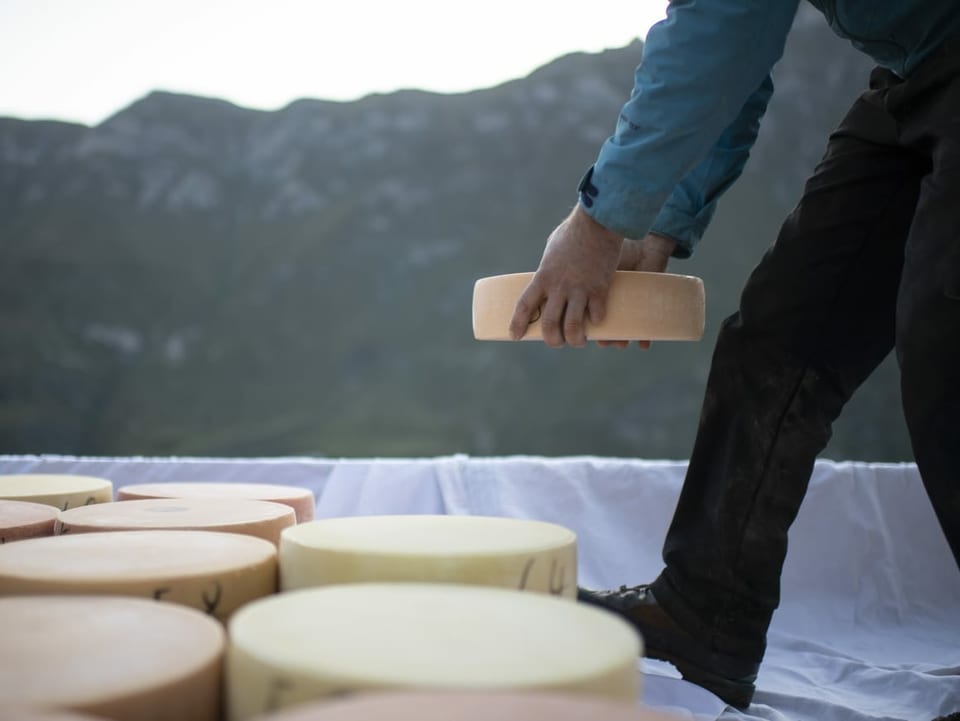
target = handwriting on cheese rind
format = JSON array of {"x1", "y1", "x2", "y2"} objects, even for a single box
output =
[
  {"x1": 516, "y1": 556, "x2": 568, "y2": 596},
  {"x1": 264, "y1": 677, "x2": 293, "y2": 712},
  {"x1": 517, "y1": 558, "x2": 536, "y2": 590},
  {"x1": 153, "y1": 587, "x2": 172, "y2": 600},
  {"x1": 202, "y1": 580, "x2": 223, "y2": 615},
  {"x1": 548, "y1": 559, "x2": 567, "y2": 596},
  {"x1": 84, "y1": 496, "x2": 97, "y2": 505}
]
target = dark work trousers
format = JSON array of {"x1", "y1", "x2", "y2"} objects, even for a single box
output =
[{"x1": 650, "y1": 42, "x2": 960, "y2": 662}]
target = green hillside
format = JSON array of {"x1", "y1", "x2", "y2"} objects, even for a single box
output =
[{"x1": 0, "y1": 10, "x2": 909, "y2": 460}]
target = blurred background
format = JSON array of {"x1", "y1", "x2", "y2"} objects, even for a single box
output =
[{"x1": 0, "y1": 2, "x2": 909, "y2": 460}]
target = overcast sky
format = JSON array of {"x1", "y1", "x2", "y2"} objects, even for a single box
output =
[{"x1": 0, "y1": 0, "x2": 668, "y2": 126}]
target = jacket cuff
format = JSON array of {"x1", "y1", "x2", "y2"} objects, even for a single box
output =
[{"x1": 649, "y1": 203, "x2": 706, "y2": 259}]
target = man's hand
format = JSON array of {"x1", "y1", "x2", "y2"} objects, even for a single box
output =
[
  {"x1": 509, "y1": 204, "x2": 623, "y2": 347},
  {"x1": 598, "y1": 231, "x2": 677, "y2": 349}
]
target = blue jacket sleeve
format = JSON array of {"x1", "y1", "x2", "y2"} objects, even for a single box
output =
[
  {"x1": 650, "y1": 74, "x2": 774, "y2": 258},
  {"x1": 577, "y1": 0, "x2": 799, "y2": 255}
]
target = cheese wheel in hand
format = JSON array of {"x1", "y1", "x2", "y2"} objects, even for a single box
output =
[
  {"x1": 0, "y1": 474, "x2": 112, "y2": 510},
  {"x1": 57, "y1": 497, "x2": 295, "y2": 545},
  {"x1": 250, "y1": 691, "x2": 683, "y2": 721},
  {"x1": 0, "y1": 499, "x2": 58, "y2": 543},
  {"x1": 0, "y1": 530, "x2": 277, "y2": 621},
  {"x1": 472, "y1": 271, "x2": 705, "y2": 341},
  {"x1": 227, "y1": 583, "x2": 641, "y2": 720},
  {"x1": 118, "y1": 482, "x2": 315, "y2": 522},
  {"x1": 279, "y1": 514, "x2": 576, "y2": 598},
  {"x1": 0, "y1": 595, "x2": 223, "y2": 721}
]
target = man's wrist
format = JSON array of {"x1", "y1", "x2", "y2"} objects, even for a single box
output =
[
  {"x1": 572, "y1": 202, "x2": 622, "y2": 246},
  {"x1": 644, "y1": 232, "x2": 678, "y2": 257}
]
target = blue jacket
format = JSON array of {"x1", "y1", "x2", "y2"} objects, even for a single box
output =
[{"x1": 580, "y1": 0, "x2": 960, "y2": 257}]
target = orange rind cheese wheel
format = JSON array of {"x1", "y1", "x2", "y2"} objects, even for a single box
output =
[
  {"x1": 0, "y1": 595, "x2": 224, "y2": 721},
  {"x1": 0, "y1": 529, "x2": 277, "y2": 621},
  {"x1": 117, "y1": 482, "x2": 315, "y2": 522},
  {"x1": 57, "y1": 496, "x2": 295, "y2": 545},
  {"x1": 0, "y1": 499, "x2": 59, "y2": 543},
  {"x1": 472, "y1": 271, "x2": 705, "y2": 341}
]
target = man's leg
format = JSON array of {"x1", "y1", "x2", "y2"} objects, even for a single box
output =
[
  {"x1": 581, "y1": 72, "x2": 929, "y2": 707},
  {"x1": 894, "y1": 58, "x2": 960, "y2": 568}
]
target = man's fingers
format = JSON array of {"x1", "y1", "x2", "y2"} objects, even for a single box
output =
[
  {"x1": 509, "y1": 282, "x2": 545, "y2": 340},
  {"x1": 540, "y1": 294, "x2": 567, "y2": 348},
  {"x1": 563, "y1": 293, "x2": 588, "y2": 347},
  {"x1": 586, "y1": 295, "x2": 607, "y2": 327}
]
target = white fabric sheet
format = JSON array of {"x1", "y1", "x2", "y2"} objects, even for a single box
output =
[{"x1": 1, "y1": 454, "x2": 957, "y2": 721}]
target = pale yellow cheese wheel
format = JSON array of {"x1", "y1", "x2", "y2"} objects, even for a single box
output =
[
  {"x1": 0, "y1": 499, "x2": 59, "y2": 542},
  {"x1": 279, "y1": 515, "x2": 576, "y2": 598},
  {"x1": 227, "y1": 584, "x2": 641, "y2": 721},
  {"x1": 472, "y1": 271, "x2": 705, "y2": 341},
  {"x1": 0, "y1": 474, "x2": 112, "y2": 510},
  {"x1": 251, "y1": 691, "x2": 683, "y2": 721},
  {"x1": 0, "y1": 530, "x2": 277, "y2": 621},
  {"x1": 56, "y1": 496, "x2": 296, "y2": 545},
  {"x1": 0, "y1": 595, "x2": 224, "y2": 721},
  {"x1": 117, "y1": 482, "x2": 315, "y2": 522}
]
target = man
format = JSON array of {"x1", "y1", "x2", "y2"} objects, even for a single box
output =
[{"x1": 508, "y1": 0, "x2": 960, "y2": 709}]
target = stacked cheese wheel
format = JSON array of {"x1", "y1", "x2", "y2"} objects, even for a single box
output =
[
  {"x1": 57, "y1": 497, "x2": 296, "y2": 545},
  {"x1": 280, "y1": 514, "x2": 577, "y2": 597},
  {"x1": 227, "y1": 584, "x2": 642, "y2": 721},
  {"x1": 0, "y1": 530, "x2": 278, "y2": 621},
  {"x1": 0, "y1": 500, "x2": 59, "y2": 543},
  {"x1": 117, "y1": 482, "x2": 316, "y2": 522},
  {"x1": 0, "y1": 595, "x2": 224, "y2": 721},
  {"x1": 0, "y1": 474, "x2": 656, "y2": 720},
  {"x1": 0, "y1": 474, "x2": 112, "y2": 510},
  {"x1": 247, "y1": 692, "x2": 682, "y2": 721}
]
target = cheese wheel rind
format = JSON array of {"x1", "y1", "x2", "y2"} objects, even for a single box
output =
[
  {"x1": 227, "y1": 584, "x2": 641, "y2": 721},
  {"x1": 117, "y1": 482, "x2": 315, "y2": 522},
  {"x1": 472, "y1": 271, "x2": 705, "y2": 341},
  {"x1": 0, "y1": 474, "x2": 113, "y2": 510},
  {"x1": 279, "y1": 515, "x2": 577, "y2": 598},
  {"x1": 247, "y1": 691, "x2": 682, "y2": 721},
  {"x1": 0, "y1": 530, "x2": 277, "y2": 621},
  {"x1": 0, "y1": 499, "x2": 59, "y2": 543},
  {"x1": 0, "y1": 595, "x2": 224, "y2": 721},
  {"x1": 56, "y1": 497, "x2": 296, "y2": 546}
]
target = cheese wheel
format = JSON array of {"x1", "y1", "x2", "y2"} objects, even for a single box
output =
[
  {"x1": 0, "y1": 474, "x2": 112, "y2": 510},
  {"x1": 0, "y1": 711, "x2": 112, "y2": 721},
  {"x1": 117, "y1": 482, "x2": 315, "y2": 522},
  {"x1": 0, "y1": 530, "x2": 277, "y2": 621},
  {"x1": 0, "y1": 499, "x2": 59, "y2": 543},
  {"x1": 250, "y1": 692, "x2": 683, "y2": 721},
  {"x1": 0, "y1": 595, "x2": 224, "y2": 721},
  {"x1": 56, "y1": 497, "x2": 296, "y2": 545},
  {"x1": 279, "y1": 515, "x2": 576, "y2": 598},
  {"x1": 472, "y1": 271, "x2": 705, "y2": 341},
  {"x1": 227, "y1": 584, "x2": 641, "y2": 721}
]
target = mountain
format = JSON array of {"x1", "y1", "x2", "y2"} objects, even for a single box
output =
[{"x1": 0, "y1": 7, "x2": 907, "y2": 460}]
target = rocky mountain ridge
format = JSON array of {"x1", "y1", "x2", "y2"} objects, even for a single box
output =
[{"x1": 1, "y1": 8, "x2": 906, "y2": 459}]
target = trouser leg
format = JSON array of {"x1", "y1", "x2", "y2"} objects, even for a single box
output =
[
  {"x1": 650, "y1": 78, "x2": 929, "y2": 659},
  {"x1": 895, "y1": 87, "x2": 960, "y2": 569}
]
